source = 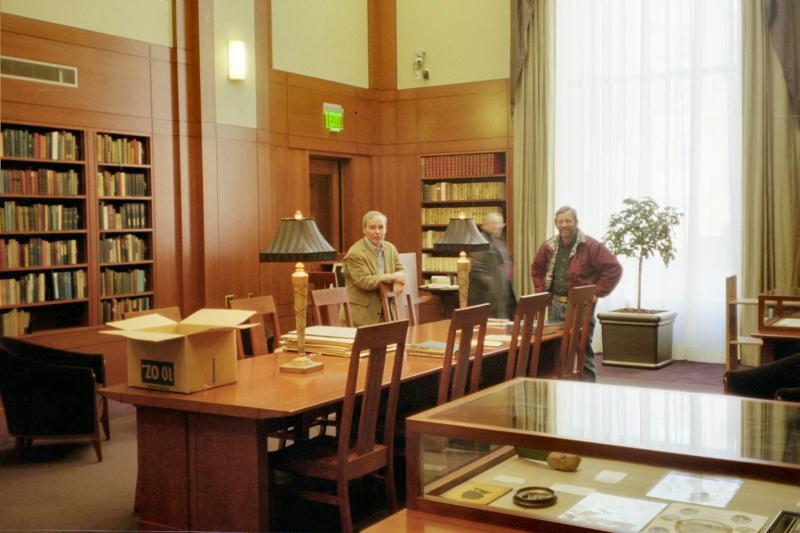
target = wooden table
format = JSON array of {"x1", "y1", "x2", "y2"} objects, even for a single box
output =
[
  {"x1": 101, "y1": 320, "x2": 561, "y2": 532},
  {"x1": 752, "y1": 329, "x2": 800, "y2": 363}
]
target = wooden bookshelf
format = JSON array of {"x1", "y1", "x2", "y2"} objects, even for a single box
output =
[
  {"x1": 0, "y1": 123, "x2": 89, "y2": 335},
  {"x1": 95, "y1": 131, "x2": 154, "y2": 323},
  {"x1": 419, "y1": 151, "x2": 508, "y2": 282},
  {"x1": 0, "y1": 123, "x2": 156, "y2": 334}
]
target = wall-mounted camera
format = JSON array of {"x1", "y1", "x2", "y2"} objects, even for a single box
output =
[{"x1": 414, "y1": 51, "x2": 430, "y2": 81}]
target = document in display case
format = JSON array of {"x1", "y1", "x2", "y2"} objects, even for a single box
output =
[{"x1": 405, "y1": 378, "x2": 800, "y2": 532}]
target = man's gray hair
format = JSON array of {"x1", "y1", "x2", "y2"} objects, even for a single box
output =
[
  {"x1": 362, "y1": 210, "x2": 387, "y2": 228},
  {"x1": 554, "y1": 205, "x2": 578, "y2": 222}
]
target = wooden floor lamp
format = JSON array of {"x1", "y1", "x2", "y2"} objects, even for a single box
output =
[{"x1": 260, "y1": 210, "x2": 337, "y2": 373}]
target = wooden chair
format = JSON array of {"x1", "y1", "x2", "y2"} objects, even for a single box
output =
[
  {"x1": 308, "y1": 270, "x2": 338, "y2": 289},
  {"x1": 310, "y1": 287, "x2": 353, "y2": 326},
  {"x1": 122, "y1": 306, "x2": 182, "y2": 321},
  {"x1": 270, "y1": 319, "x2": 409, "y2": 533},
  {"x1": 557, "y1": 285, "x2": 596, "y2": 380},
  {"x1": 437, "y1": 303, "x2": 491, "y2": 405},
  {"x1": 228, "y1": 295, "x2": 282, "y2": 358},
  {"x1": 726, "y1": 275, "x2": 762, "y2": 371},
  {"x1": 505, "y1": 292, "x2": 552, "y2": 379},
  {"x1": 380, "y1": 284, "x2": 417, "y2": 325}
]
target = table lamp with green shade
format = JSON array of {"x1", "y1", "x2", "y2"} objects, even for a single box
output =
[
  {"x1": 433, "y1": 212, "x2": 490, "y2": 308},
  {"x1": 260, "y1": 210, "x2": 337, "y2": 373}
]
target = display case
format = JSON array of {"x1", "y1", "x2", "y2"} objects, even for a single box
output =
[
  {"x1": 759, "y1": 288, "x2": 800, "y2": 335},
  {"x1": 406, "y1": 378, "x2": 800, "y2": 532}
]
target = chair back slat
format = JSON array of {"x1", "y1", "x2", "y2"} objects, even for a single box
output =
[
  {"x1": 558, "y1": 285, "x2": 596, "y2": 380},
  {"x1": 308, "y1": 271, "x2": 338, "y2": 289},
  {"x1": 229, "y1": 295, "x2": 281, "y2": 356},
  {"x1": 311, "y1": 287, "x2": 353, "y2": 327},
  {"x1": 506, "y1": 292, "x2": 552, "y2": 379},
  {"x1": 337, "y1": 320, "x2": 409, "y2": 460},
  {"x1": 380, "y1": 284, "x2": 417, "y2": 325},
  {"x1": 437, "y1": 303, "x2": 490, "y2": 405}
]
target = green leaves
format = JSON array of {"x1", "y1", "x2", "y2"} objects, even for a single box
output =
[{"x1": 604, "y1": 197, "x2": 682, "y2": 267}]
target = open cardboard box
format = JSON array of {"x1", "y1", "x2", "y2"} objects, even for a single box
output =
[{"x1": 102, "y1": 308, "x2": 255, "y2": 393}]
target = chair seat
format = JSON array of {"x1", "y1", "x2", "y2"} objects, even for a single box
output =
[{"x1": 272, "y1": 435, "x2": 389, "y2": 481}]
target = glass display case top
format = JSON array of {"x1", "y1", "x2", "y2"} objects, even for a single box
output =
[{"x1": 426, "y1": 378, "x2": 800, "y2": 467}]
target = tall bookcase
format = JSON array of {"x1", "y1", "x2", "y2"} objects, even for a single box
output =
[
  {"x1": 0, "y1": 123, "x2": 154, "y2": 335},
  {"x1": 420, "y1": 151, "x2": 508, "y2": 282},
  {"x1": 0, "y1": 124, "x2": 89, "y2": 334},
  {"x1": 95, "y1": 132, "x2": 154, "y2": 323}
]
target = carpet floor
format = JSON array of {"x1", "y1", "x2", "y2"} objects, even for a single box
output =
[{"x1": 0, "y1": 355, "x2": 726, "y2": 532}]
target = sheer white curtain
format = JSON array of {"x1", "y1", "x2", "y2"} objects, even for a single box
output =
[{"x1": 554, "y1": 0, "x2": 741, "y2": 362}]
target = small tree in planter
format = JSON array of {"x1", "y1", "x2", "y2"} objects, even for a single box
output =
[
  {"x1": 603, "y1": 197, "x2": 682, "y2": 312},
  {"x1": 599, "y1": 197, "x2": 682, "y2": 368}
]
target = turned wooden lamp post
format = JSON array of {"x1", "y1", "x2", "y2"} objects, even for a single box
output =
[
  {"x1": 259, "y1": 210, "x2": 337, "y2": 373},
  {"x1": 433, "y1": 212, "x2": 489, "y2": 308}
]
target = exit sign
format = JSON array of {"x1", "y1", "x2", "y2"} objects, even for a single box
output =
[{"x1": 323, "y1": 102, "x2": 344, "y2": 132}]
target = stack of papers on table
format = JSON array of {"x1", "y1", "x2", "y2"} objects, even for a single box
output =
[
  {"x1": 406, "y1": 338, "x2": 503, "y2": 357},
  {"x1": 282, "y1": 325, "x2": 359, "y2": 357}
]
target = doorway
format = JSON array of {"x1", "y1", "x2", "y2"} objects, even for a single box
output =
[{"x1": 309, "y1": 157, "x2": 344, "y2": 251}]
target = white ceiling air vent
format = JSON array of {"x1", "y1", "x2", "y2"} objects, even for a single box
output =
[{"x1": 1, "y1": 56, "x2": 78, "y2": 87}]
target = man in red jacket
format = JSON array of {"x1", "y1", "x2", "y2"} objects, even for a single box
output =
[{"x1": 531, "y1": 206, "x2": 622, "y2": 381}]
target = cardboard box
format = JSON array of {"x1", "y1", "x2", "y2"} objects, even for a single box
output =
[{"x1": 102, "y1": 308, "x2": 255, "y2": 394}]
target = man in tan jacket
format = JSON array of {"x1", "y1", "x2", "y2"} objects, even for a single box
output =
[{"x1": 342, "y1": 211, "x2": 405, "y2": 326}]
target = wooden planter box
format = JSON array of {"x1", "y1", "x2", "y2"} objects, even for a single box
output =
[{"x1": 597, "y1": 310, "x2": 677, "y2": 368}]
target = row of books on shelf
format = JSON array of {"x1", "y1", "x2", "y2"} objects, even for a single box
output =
[
  {"x1": 421, "y1": 153, "x2": 504, "y2": 178},
  {"x1": 0, "y1": 269, "x2": 87, "y2": 305},
  {"x1": 100, "y1": 234, "x2": 147, "y2": 263},
  {"x1": 421, "y1": 181, "x2": 505, "y2": 202},
  {"x1": 1, "y1": 168, "x2": 81, "y2": 196},
  {"x1": 1, "y1": 201, "x2": 81, "y2": 231},
  {"x1": 1, "y1": 308, "x2": 30, "y2": 336},
  {"x1": 101, "y1": 295, "x2": 152, "y2": 323},
  {"x1": 1, "y1": 128, "x2": 80, "y2": 161},
  {"x1": 0, "y1": 238, "x2": 79, "y2": 269},
  {"x1": 97, "y1": 170, "x2": 148, "y2": 197},
  {"x1": 99, "y1": 202, "x2": 148, "y2": 230},
  {"x1": 421, "y1": 254, "x2": 459, "y2": 273},
  {"x1": 96, "y1": 134, "x2": 146, "y2": 165},
  {"x1": 100, "y1": 267, "x2": 147, "y2": 296},
  {"x1": 421, "y1": 206, "x2": 498, "y2": 225},
  {"x1": 421, "y1": 230, "x2": 446, "y2": 249}
]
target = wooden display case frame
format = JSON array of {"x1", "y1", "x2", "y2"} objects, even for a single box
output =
[{"x1": 406, "y1": 377, "x2": 800, "y2": 532}]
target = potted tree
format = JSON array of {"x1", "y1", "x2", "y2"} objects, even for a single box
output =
[{"x1": 598, "y1": 197, "x2": 682, "y2": 368}]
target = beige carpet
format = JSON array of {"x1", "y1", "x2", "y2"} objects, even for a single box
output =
[{"x1": 0, "y1": 404, "x2": 138, "y2": 532}]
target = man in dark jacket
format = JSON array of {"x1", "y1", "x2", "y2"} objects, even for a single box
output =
[
  {"x1": 468, "y1": 212, "x2": 516, "y2": 318},
  {"x1": 531, "y1": 206, "x2": 622, "y2": 381}
]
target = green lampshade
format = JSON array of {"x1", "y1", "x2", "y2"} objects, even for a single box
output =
[
  {"x1": 433, "y1": 216, "x2": 490, "y2": 254},
  {"x1": 260, "y1": 211, "x2": 337, "y2": 262}
]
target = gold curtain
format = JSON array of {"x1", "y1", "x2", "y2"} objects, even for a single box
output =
[
  {"x1": 512, "y1": 0, "x2": 553, "y2": 296},
  {"x1": 742, "y1": 0, "x2": 800, "y2": 298}
]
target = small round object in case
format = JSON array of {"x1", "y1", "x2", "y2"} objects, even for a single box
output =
[{"x1": 513, "y1": 486, "x2": 557, "y2": 508}]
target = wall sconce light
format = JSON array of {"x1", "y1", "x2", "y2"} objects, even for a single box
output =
[
  {"x1": 413, "y1": 51, "x2": 430, "y2": 80},
  {"x1": 228, "y1": 40, "x2": 247, "y2": 81}
]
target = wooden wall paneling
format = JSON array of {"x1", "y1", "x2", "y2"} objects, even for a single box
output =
[
  {"x1": 368, "y1": 0, "x2": 397, "y2": 90},
  {"x1": 215, "y1": 126, "x2": 260, "y2": 304},
  {"x1": 172, "y1": 0, "x2": 205, "y2": 315},
  {"x1": 340, "y1": 155, "x2": 373, "y2": 249},
  {"x1": 287, "y1": 85, "x2": 359, "y2": 144},
  {"x1": 25, "y1": 326, "x2": 129, "y2": 386},
  {"x1": 395, "y1": 97, "x2": 420, "y2": 146},
  {"x1": 151, "y1": 128, "x2": 182, "y2": 310},
  {"x1": 0, "y1": 27, "x2": 152, "y2": 119},
  {"x1": 417, "y1": 90, "x2": 509, "y2": 144}
]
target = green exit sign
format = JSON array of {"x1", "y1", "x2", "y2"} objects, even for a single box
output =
[{"x1": 323, "y1": 102, "x2": 344, "y2": 132}]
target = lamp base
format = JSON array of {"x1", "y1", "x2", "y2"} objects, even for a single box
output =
[{"x1": 280, "y1": 355, "x2": 324, "y2": 373}]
